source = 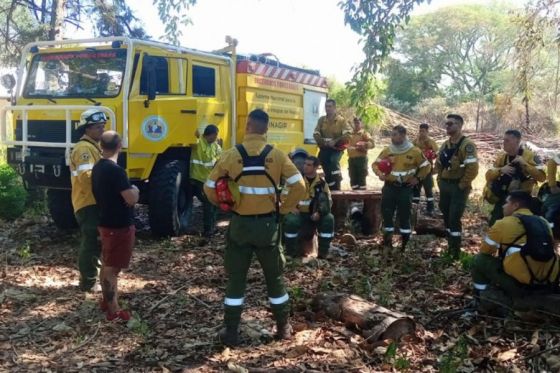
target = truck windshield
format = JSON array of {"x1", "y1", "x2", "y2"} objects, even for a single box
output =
[{"x1": 23, "y1": 49, "x2": 127, "y2": 98}]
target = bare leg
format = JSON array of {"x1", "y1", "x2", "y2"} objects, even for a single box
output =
[{"x1": 100, "y1": 265, "x2": 121, "y2": 314}]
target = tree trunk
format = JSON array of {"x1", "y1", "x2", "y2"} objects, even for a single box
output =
[
  {"x1": 49, "y1": 0, "x2": 66, "y2": 40},
  {"x1": 312, "y1": 292, "x2": 416, "y2": 342},
  {"x1": 524, "y1": 96, "x2": 530, "y2": 132}
]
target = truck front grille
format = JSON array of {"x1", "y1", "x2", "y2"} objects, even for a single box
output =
[{"x1": 15, "y1": 120, "x2": 80, "y2": 143}]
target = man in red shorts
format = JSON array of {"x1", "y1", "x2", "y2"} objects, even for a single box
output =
[{"x1": 92, "y1": 131, "x2": 139, "y2": 321}]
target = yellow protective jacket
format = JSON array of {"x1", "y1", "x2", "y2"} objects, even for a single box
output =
[
  {"x1": 413, "y1": 137, "x2": 438, "y2": 153},
  {"x1": 347, "y1": 129, "x2": 375, "y2": 158},
  {"x1": 70, "y1": 135, "x2": 102, "y2": 212},
  {"x1": 190, "y1": 137, "x2": 222, "y2": 183},
  {"x1": 435, "y1": 136, "x2": 479, "y2": 190},
  {"x1": 313, "y1": 114, "x2": 352, "y2": 147},
  {"x1": 547, "y1": 154, "x2": 560, "y2": 186},
  {"x1": 481, "y1": 208, "x2": 559, "y2": 285},
  {"x1": 297, "y1": 174, "x2": 332, "y2": 214},
  {"x1": 372, "y1": 145, "x2": 431, "y2": 184},
  {"x1": 204, "y1": 134, "x2": 306, "y2": 215},
  {"x1": 485, "y1": 147, "x2": 546, "y2": 193}
]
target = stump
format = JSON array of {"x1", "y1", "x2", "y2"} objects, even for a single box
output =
[
  {"x1": 331, "y1": 191, "x2": 382, "y2": 235},
  {"x1": 312, "y1": 292, "x2": 416, "y2": 342}
]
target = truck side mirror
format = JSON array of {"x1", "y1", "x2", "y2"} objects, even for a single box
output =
[{"x1": 1, "y1": 74, "x2": 16, "y2": 91}]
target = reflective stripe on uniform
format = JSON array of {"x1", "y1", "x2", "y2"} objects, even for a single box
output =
[
  {"x1": 299, "y1": 200, "x2": 312, "y2": 206},
  {"x1": 205, "y1": 179, "x2": 216, "y2": 188},
  {"x1": 450, "y1": 231, "x2": 461, "y2": 237},
  {"x1": 351, "y1": 185, "x2": 360, "y2": 189},
  {"x1": 192, "y1": 159, "x2": 215, "y2": 167},
  {"x1": 419, "y1": 160, "x2": 430, "y2": 168},
  {"x1": 224, "y1": 297, "x2": 244, "y2": 306},
  {"x1": 328, "y1": 181, "x2": 336, "y2": 186},
  {"x1": 473, "y1": 283, "x2": 488, "y2": 290},
  {"x1": 505, "y1": 246, "x2": 521, "y2": 257},
  {"x1": 484, "y1": 235, "x2": 500, "y2": 248},
  {"x1": 284, "y1": 232, "x2": 298, "y2": 238},
  {"x1": 318, "y1": 232, "x2": 334, "y2": 238},
  {"x1": 238, "y1": 186, "x2": 276, "y2": 195},
  {"x1": 384, "y1": 227, "x2": 394, "y2": 232},
  {"x1": 427, "y1": 197, "x2": 434, "y2": 201},
  {"x1": 400, "y1": 228, "x2": 412, "y2": 234},
  {"x1": 71, "y1": 163, "x2": 94, "y2": 176},
  {"x1": 463, "y1": 157, "x2": 478, "y2": 164},
  {"x1": 243, "y1": 166, "x2": 266, "y2": 172},
  {"x1": 412, "y1": 197, "x2": 420, "y2": 202},
  {"x1": 269, "y1": 293, "x2": 289, "y2": 305},
  {"x1": 390, "y1": 169, "x2": 416, "y2": 177},
  {"x1": 286, "y1": 173, "x2": 303, "y2": 185},
  {"x1": 536, "y1": 165, "x2": 545, "y2": 170},
  {"x1": 550, "y1": 222, "x2": 555, "y2": 228},
  {"x1": 331, "y1": 170, "x2": 341, "y2": 175}
]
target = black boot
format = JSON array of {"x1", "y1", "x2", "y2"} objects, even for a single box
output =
[
  {"x1": 275, "y1": 320, "x2": 293, "y2": 340},
  {"x1": 401, "y1": 235, "x2": 410, "y2": 251},
  {"x1": 218, "y1": 325, "x2": 239, "y2": 347},
  {"x1": 427, "y1": 200, "x2": 434, "y2": 215}
]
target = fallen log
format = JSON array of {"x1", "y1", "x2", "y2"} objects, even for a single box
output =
[
  {"x1": 414, "y1": 212, "x2": 447, "y2": 237},
  {"x1": 311, "y1": 292, "x2": 416, "y2": 342}
]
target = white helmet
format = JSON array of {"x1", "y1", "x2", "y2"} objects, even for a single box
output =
[{"x1": 77, "y1": 109, "x2": 108, "y2": 129}]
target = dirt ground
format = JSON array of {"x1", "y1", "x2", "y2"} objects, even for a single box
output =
[{"x1": 1, "y1": 160, "x2": 560, "y2": 372}]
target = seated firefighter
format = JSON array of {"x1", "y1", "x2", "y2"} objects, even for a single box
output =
[
  {"x1": 541, "y1": 152, "x2": 560, "y2": 230},
  {"x1": 283, "y1": 156, "x2": 334, "y2": 259},
  {"x1": 471, "y1": 191, "x2": 559, "y2": 309},
  {"x1": 483, "y1": 129, "x2": 545, "y2": 226}
]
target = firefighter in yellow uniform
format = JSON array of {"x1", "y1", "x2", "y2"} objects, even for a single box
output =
[
  {"x1": 347, "y1": 117, "x2": 375, "y2": 190},
  {"x1": 70, "y1": 109, "x2": 106, "y2": 291},
  {"x1": 204, "y1": 109, "x2": 306, "y2": 346},
  {"x1": 472, "y1": 191, "x2": 559, "y2": 309},
  {"x1": 283, "y1": 155, "x2": 334, "y2": 258},
  {"x1": 542, "y1": 153, "x2": 560, "y2": 229},
  {"x1": 412, "y1": 123, "x2": 439, "y2": 214},
  {"x1": 484, "y1": 129, "x2": 545, "y2": 226},
  {"x1": 313, "y1": 99, "x2": 352, "y2": 190},
  {"x1": 186, "y1": 124, "x2": 222, "y2": 236},
  {"x1": 435, "y1": 114, "x2": 479, "y2": 259},
  {"x1": 372, "y1": 125, "x2": 431, "y2": 253}
]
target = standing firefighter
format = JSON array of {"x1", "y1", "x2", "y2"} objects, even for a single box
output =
[
  {"x1": 412, "y1": 123, "x2": 438, "y2": 215},
  {"x1": 70, "y1": 109, "x2": 106, "y2": 291},
  {"x1": 204, "y1": 109, "x2": 306, "y2": 346},
  {"x1": 372, "y1": 125, "x2": 431, "y2": 254},
  {"x1": 347, "y1": 117, "x2": 375, "y2": 190},
  {"x1": 435, "y1": 114, "x2": 479, "y2": 259},
  {"x1": 283, "y1": 156, "x2": 334, "y2": 259},
  {"x1": 313, "y1": 99, "x2": 352, "y2": 190},
  {"x1": 483, "y1": 129, "x2": 545, "y2": 226},
  {"x1": 186, "y1": 124, "x2": 222, "y2": 236}
]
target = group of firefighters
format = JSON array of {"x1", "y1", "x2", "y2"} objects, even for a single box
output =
[{"x1": 67, "y1": 99, "x2": 560, "y2": 346}]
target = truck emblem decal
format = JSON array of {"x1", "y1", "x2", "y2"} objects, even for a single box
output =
[
  {"x1": 141, "y1": 115, "x2": 168, "y2": 142},
  {"x1": 53, "y1": 165, "x2": 61, "y2": 177}
]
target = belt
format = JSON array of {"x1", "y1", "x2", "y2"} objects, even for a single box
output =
[
  {"x1": 385, "y1": 181, "x2": 411, "y2": 188},
  {"x1": 232, "y1": 211, "x2": 276, "y2": 218},
  {"x1": 440, "y1": 178, "x2": 461, "y2": 183}
]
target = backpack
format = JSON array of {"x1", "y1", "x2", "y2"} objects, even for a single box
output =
[
  {"x1": 309, "y1": 178, "x2": 330, "y2": 216},
  {"x1": 234, "y1": 144, "x2": 280, "y2": 219},
  {"x1": 438, "y1": 136, "x2": 465, "y2": 170},
  {"x1": 504, "y1": 214, "x2": 557, "y2": 286}
]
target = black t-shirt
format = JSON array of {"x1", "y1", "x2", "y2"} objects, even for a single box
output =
[{"x1": 92, "y1": 158, "x2": 134, "y2": 228}]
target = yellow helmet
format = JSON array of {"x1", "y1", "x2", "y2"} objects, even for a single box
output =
[{"x1": 77, "y1": 109, "x2": 108, "y2": 129}]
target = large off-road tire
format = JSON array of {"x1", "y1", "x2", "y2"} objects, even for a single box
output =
[
  {"x1": 148, "y1": 160, "x2": 188, "y2": 237},
  {"x1": 47, "y1": 189, "x2": 78, "y2": 230}
]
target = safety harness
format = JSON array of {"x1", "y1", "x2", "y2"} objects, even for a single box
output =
[{"x1": 234, "y1": 144, "x2": 281, "y2": 221}]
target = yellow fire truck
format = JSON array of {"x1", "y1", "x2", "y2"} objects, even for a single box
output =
[{"x1": 0, "y1": 37, "x2": 328, "y2": 235}]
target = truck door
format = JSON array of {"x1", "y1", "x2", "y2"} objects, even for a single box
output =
[
  {"x1": 189, "y1": 61, "x2": 227, "y2": 141},
  {"x1": 303, "y1": 89, "x2": 326, "y2": 144},
  {"x1": 128, "y1": 54, "x2": 195, "y2": 171}
]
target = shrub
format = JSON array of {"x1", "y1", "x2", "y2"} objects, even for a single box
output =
[{"x1": 0, "y1": 164, "x2": 27, "y2": 220}]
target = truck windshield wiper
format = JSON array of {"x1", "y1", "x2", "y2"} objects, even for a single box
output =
[
  {"x1": 47, "y1": 98, "x2": 57, "y2": 104},
  {"x1": 85, "y1": 97, "x2": 101, "y2": 105}
]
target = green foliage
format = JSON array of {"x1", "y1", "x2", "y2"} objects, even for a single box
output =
[
  {"x1": 459, "y1": 252, "x2": 475, "y2": 271},
  {"x1": 127, "y1": 313, "x2": 150, "y2": 336},
  {"x1": 0, "y1": 164, "x2": 27, "y2": 220},
  {"x1": 18, "y1": 240, "x2": 31, "y2": 262},
  {"x1": 346, "y1": 73, "x2": 385, "y2": 126},
  {"x1": 153, "y1": 0, "x2": 197, "y2": 45},
  {"x1": 438, "y1": 335, "x2": 469, "y2": 373},
  {"x1": 328, "y1": 79, "x2": 352, "y2": 108},
  {"x1": 384, "y1": 341, "x2": 411, "y2": 371}
]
